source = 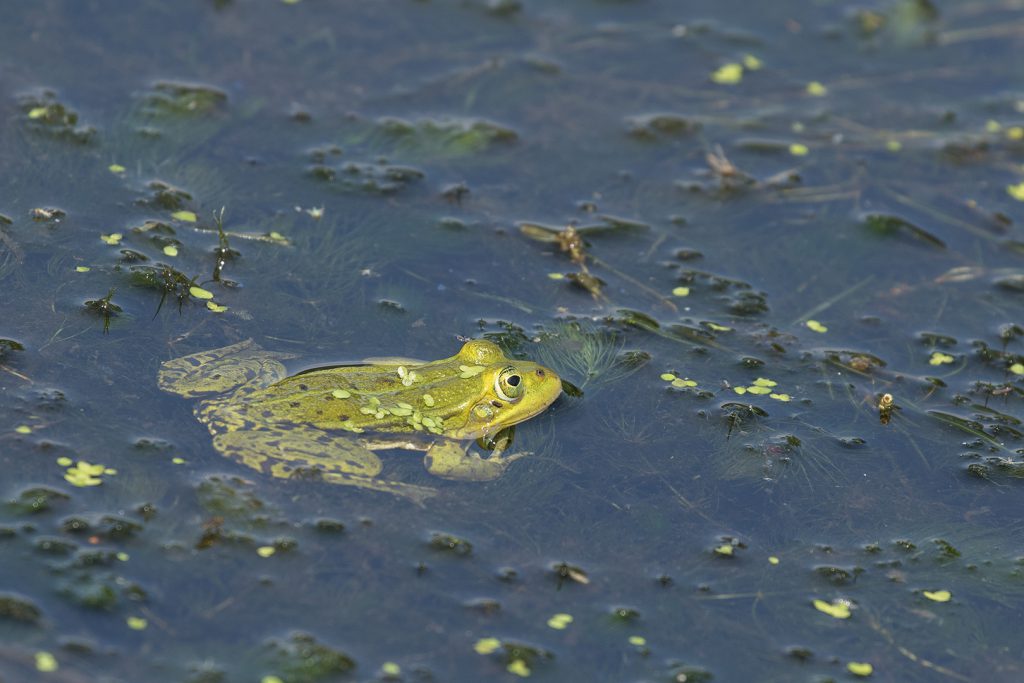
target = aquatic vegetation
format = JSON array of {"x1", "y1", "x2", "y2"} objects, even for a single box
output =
[
  {"x1": 135, "y1": 81, "x2": 228, "y2": 119},
  {"x1": 532, "y1": 320, "x2": 649, "y2": 389},
  {"x1": 262, "y1": 632, "x2": 355, "y2": 683},
  {"x1": 17, "y1": 89, "x2": 96, "y2": 144},
  {"x1": 361, "y1": 116, "x2": 518, "y2": 159}
]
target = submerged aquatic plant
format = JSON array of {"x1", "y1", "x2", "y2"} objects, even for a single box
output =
[{"x1": 532, "y1": 320, "x2": 649, "y2": 389}]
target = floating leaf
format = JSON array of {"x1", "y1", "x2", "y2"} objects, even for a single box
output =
[
  {"x1": 75, "y1": 266, "x2": 90, "y2": 272},
  {"x1": 929, "y1": 352, "x2": 954, "y2": 366},
  {"x1": 108, "y1": 164, "x2": 126, "y2": 174},
  {"x1": 507, "y1": 659, "x2": 530, "y2": 677},
  {"x1": 101, "y1": 233, "x2": 123, "y2": 245},
  {"x1": 189, "y1": 286, "x2": 214, "y2": 300},
  {"x1": 126, "y1": 616, "x2": 148, "y2": 630},
  {"x1": 813, "y1": 598, "x2": 851, "y2": 619},
  {"x1": 806, "y1": 81, "x2": 828, "y2": 96},
  {"x1": 672, "y1": 286, "x2": 690, "y2": 297},
  {"x1": 768, "y1": 556, "x2": 780, "y2": 565},
  {"x1": 711, "y1": 63, "x2": 743, "y2": 85},
  {"x1": 474, "y1": 638, "x2": 502, "y2": 655},
  {"x1": 163, "y1": 245, "x2": 178, "y2": 257},
  {"x1": 1008, "y1": 182, "x2": 1024, "y2": 202},
  {"x1": 257, "y1": 546, "x2": 276, "y2": 558},
  {"x1": 847, "y1": 662, "x2": 873, "y2": 677},
  {"x1": 806, "y1": 320, "x2": 828, "y2": 333},
  {"x1": 547, "y1": 613, "x2": 573, "y2": 629},
  {"x1": 789, "y1": 143, "x2": 809, "y2": 156},
  {"x1": 206, "y1": 301, "x2": 228, "y2": 313},
  {"x1": 922, "y1": 589, "x2": 952, "y2": 602},
  {"x1": 171, "y1": 210, "x2": 197, "y2": 222},
  {"x1": 34, "y1": 652, "x2": 58, "y2": 673}
]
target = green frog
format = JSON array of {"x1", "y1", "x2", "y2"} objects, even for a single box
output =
[{"x1": 158, "y1": 339, "x2": 562, "y2": 502}]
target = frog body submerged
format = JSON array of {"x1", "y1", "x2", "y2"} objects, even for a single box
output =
[{"x1": 158, "y1": 339, "x2": 561, "y2": 502}]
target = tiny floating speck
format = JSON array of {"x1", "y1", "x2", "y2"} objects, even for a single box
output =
[{"x1": 108, "y1": 164, "x2": 126, "y2": 174}]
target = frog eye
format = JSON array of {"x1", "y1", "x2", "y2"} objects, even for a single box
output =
[{"x1": 495, "y1": 366, "x2": 524, "y2": 402}]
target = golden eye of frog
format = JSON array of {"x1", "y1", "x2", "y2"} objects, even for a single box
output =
[{"x1": 158, "y1": 339, "x2": 562, "y2": 503}]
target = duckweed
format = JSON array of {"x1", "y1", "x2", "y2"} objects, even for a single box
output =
[
  {"x1": 126, "y1": 616, "x2": 148, "y2": 630},
  {"x1": 171, "y1": 210, "x2": 197, "y2": 222},
  {"x1": 474, "y1": 637, "x2": 502, "y2": 655},
  {"x1": 929, "y1": 352, "x2": 955, "y2": 366},
  {"x1": 1007, "y1": 182, "x2": 1024, "y2": 201},
  {"x1": 101, "y1": 233, "x2": 123, "y2": 245},
  {"x1": 806, "y1": 81, "x2": 828, "y2": 96},
  {"x1": 812, "y1": 598, "x2": 851, "y2": 619},
  {"x1": 711, "y1": 63, "x2": 744, "y2": 85},
  {"x1": 847, "y1": 662, "x2": 873, "y2": 676},
  {"x1": 547, "y1": 613, "x2": 573, "y2": 629},
  {"x1": 922, "y1": 589, "x2": 952, "y2": 602},
  {"x1": 806, "y1": 320, "x2": 828, "y2": 333},
  {"x1": 35, "y1": 651, "x2": 58, "y2": 673}
]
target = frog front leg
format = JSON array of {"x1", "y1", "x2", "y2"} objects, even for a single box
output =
[{"x1": 423, "y1": 433, "x2": 528, "y2": 482}]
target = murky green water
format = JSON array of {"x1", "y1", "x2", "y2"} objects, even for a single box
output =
[{"x1": 2, "y1": 1, "x2": 1024, "y2": 681}]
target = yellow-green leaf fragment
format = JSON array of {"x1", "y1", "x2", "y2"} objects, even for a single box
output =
[
  {"x1": 262, "y1": 677, "x2": 285, "y2": 683},
  {"x1": 101, "y1": 233, "x2": 123, "y2": 245},
  {"x1": 768, "y1": 556, "x2": 780, "y2": 565},
  {"x1": 672, "y1": 378, "x2": 697, "y2": 388},
  {"x1": 189, "y1": 286, "x2": 214, "y2": 300},
  {"x1": 660, "y1": 373, "x2": 677, "y2": 381},
  {"x1": 986, "y1": 120, "x2": 1002, "y2": 133},
  {"x1": 789, "y1": 143, "x2": 809, "y2": 156},
  {"x1": 746, "y1": 385, "x2": 771, "y2": 395},
  {"x1": 929, "y1": 352, "x2": 955, "y2": 366},
  {"x1": 706, "y1": 322, "x2": 731, "y2": 332},
  {"x1": 806, "y1": 81, "x2": 828, "y2": 96},
  {"x1": 547, "y1": 613, "x2": 573, "y2": 629},
  {"x1": 753, "y1": 378, "x2": 777, "y2": 388},
  {"x1": 628, "y1": 635, "x2": 646, "y2": 646},
  {"x1": 256, "y1": 546, "x2": 276, "y2": 558},
  {"x1": 1007, "y1": 182, "x2": 1024, "y2": 202},
  {"x1": 714, "y1": 544, "x2": 734, "y2": 556},
  {"x1": 813, "y1": 598, "x2": 851, "y2": 619},
  {"x1": 1010, "y1": 363, "x2": 1024, "y2": 375},
  {"x1": 27, "y1": 107, "x2": 49, "y2": 120},
  {"x1": 35, "y1": 651, "x2": 58, "y2": 673},
  {"x1": 847, "y1": 662, "x2": 873, "y2": 677},
  {"x1": 770, "y1": 393, "x2": 791, "y2": 402},
  {"x1": 422, "y1": 393, "x2": 435, "y2": 407},
  {"x1": 733, "y1": 386, "x2": 747, "y2": 395},
  {"x1": 922, "y1": 589, "x2": 952, "y2": 603},
  {"x1": 206, "y1": 301, "x2": 228, "y2": 313},
  {"x1": 1008, "y1": 126, "x2": 1024, "y2": 140},
  {"x1": 381, "y1": 662, "x2": 401, "y2": 676},
  {"x1": 15, "y1": 425, "x2": 32, "y2": 434},
  {"x1": 75, "y1": 266, "x2": 90, "y2": 272},
  {"x1": 126, "y1": 616, "x2": 148, "y2": 630},
  {"x1": 886, "y1": 139, "x2": 902, "y2": 152},
  {"x1": 117, "y1": 552, "x2": 129, "y2": 561},
  {"x1": 108, "y1": 164, "x2": 126, "y2": 174},
  {"x1": 742, "y1": 54, "x2": 762, "y2": 70},
  {"x1": 474, "y1": 637, "x2": 502, "y2": 655},
  {"x1": 672, "y1": 286, "x2": 690, "y2": 297},
  {"x1": 172, "y1": 457, "x2": 186, "y2": 465},
  {"x1": 547, "y1": 272, "x2": 565, "y2": 280},
  {"x1": 163, "y1": 245, "x2": 178, "y2": 257},
  {"x1": 56, "y1": 456, "x2": 73, "y2": 466},
  {"x1": 171, "y1": 210, "x2": 197, "y2": 222},
  {"x1": 507, "y1": 659, "x2": 531, "y2": 677},
  {"x1": 711, "y1": 63, "x2": 743, "y2": 85},
  {"x1": 806, "y1": 320, "x2": 828, "y2": 333}
]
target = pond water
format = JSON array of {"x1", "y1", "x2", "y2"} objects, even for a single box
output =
[{"x1": 2, "y1": 1, "x2": 1023, "y2": 681}]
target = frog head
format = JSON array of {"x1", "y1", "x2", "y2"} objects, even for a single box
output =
[{"x1": 446, "y1": 347, "x2": 562, "y2": 440}]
